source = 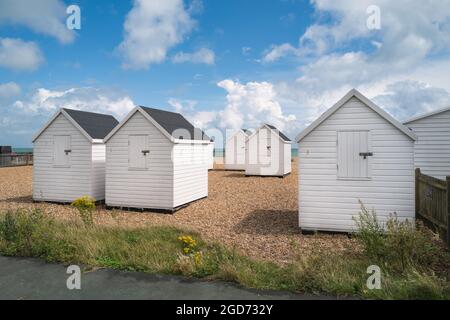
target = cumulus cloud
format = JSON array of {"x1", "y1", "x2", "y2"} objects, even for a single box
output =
[
  {"x1": 0, "y1": 82, "x2": 21, "y2": 98},
  {"x1": 258, "y1": 0, "x2": 450, "y2": 132},
  {"x1": 118, "y1": 0, "x2": 197, "y2": 69},
  {"x1": 172, "y1": 48, "x2": 215, "y2": 64},
  {"x1": 263, "y1": 0, "x2": 450, "y2": 64},
  {"x1": 262, "y1": 43, "x2": 299, "y2": 63},
  {"x1": 217, "y1": 80, "x2": 296, "y2": 132},
  {"x1": 187, "y1": 110, "x2": 217, "y2": 129},
  {"x1": 242, "y1": 47, "x2": 251, "y2": 55},
  {"x1": 168, "y1": 98, "x2": 197, "y2": 113},
  {"x1": 13, "y1": 87, "x2": 135, "y2": 119},
  {"x1": 0, "y1": 0, "x2": 75, "y2": 44},
  {"x1": 0, "y1": 38, "x2": 44, "y2": 71},
  {"x1": 373, "y1": 81, "x2": 450, "y2": 121}
]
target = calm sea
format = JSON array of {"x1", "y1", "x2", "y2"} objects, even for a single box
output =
[{"x1": 12, "y1": 148, "x2": 33, "y2": 154}]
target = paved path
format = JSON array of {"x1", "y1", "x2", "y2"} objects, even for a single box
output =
[{"x1": 0, "y1": 256, "x2": 333, "y2": 300}]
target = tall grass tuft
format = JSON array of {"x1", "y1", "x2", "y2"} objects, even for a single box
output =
[{"x1": 354, "y1": 203, "x2": 443, "y2": 274}]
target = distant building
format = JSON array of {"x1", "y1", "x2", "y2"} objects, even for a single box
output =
[{"x1": 245, "y1": 124, "x2": 291, "y2": 177}]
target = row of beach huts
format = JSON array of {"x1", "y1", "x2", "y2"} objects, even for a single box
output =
[{"x1": 32, "y1": 89, "x2": 450, "y2": 232}]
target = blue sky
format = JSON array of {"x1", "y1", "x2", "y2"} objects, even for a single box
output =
[{"x1": 1, "y1": 0, "x2": 450, "y2": 147}]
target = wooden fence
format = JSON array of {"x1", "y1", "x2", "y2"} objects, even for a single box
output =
[
  {"x1": 0, "y1": 154, "x2": 33, "y2": 168},
  {"x1": 415, "y1": 168, "x2": 449, "y2": 247}
]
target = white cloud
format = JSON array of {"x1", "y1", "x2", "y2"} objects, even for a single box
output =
[
  {"x1": 172, "y1": 48, "x2": 215, "y2": 64},
  {"x1": 0, "y1": 38, "x2": 44, "y2": 71},
  {"x1": 187, "y1": 110, "x2": 217, "y2": 129},
  {"x1": 258, "y1": 0, "x2": 450, "y2": 132},
  {"x1": 373, "y1": 81, "x2": 450, "y2": 122},
  {"x1": 168, "y1": 98, "x2": 197, "y2": 113},
  {"x1": 118, "y1": 0, "x2": 197, "y2": 69},
  {"x1": 0, "y1": 82, "x2": 21, "y2": 98},
  {"x1": 262, "y1": 43, "x2": 299, "y2": 63},
  {"x1": 168, "y1": 97, "x2": 216, "y2": 129},
  {"x1": 13, "y1": 87, "x2": 135, "y2": 120},
  {"x1": 217, "y1": 80, "x2": 296, "y2": 132},
  {"x1": 0, "y1": 0, "x2": 75, "y2": 44},
  {"x1": 242, "y1": 47, "x2": 251, "y2": 55},
  {"x1": 264, "y1": 1, "x2": 450, "y2": 63}
]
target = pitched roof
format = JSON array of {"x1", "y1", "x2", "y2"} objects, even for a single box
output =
[
  {"x1": 265, "y1": 124, "x2": 291, "y2": 142},
  {"x1": 242, "y1": 129, "x2": 252, "y2": 135},
  {"x1": 32, "y1": 108, "x2": 119, "y2": 143},
  {"x1": 403, "y1": 106, "x2": 450, "y2": 124},
  {"x1": 140, "y1": 106, "x2": 210, "y2": 141},
  {"x1": 63, "y1": 108, "x2": 119, "y2": 139},
  {"x1": 296, "y1": 89, "x2": 417, "y2": 142}
]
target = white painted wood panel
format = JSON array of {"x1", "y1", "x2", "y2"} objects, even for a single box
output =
[
  {"x1": 91, "y1": 143, "x2": 106, "y2": 200},
  {"x1": 205, "y1": 142, "x2": 214, "y2": 170},
  {"x1": 405, "y1": 109, "x2": 450, "y2": 179},
  {"x1": 105, "y1": 110, "x2": 208, "y2": 210},
  {"x1": 245, "y1": 126, "x2": 291, "y2": 176},
  {"x1": 106, "y1": 111, "x2": 174, "y2": 209},
  {"x1": 225, "y1": 131, "x2": 247, "y2": 170},
  {"x1": 173, "y1": 143, "x2": 208, "y2": 208},
  {"x1": 33, "y1": 114, "x2": 93, "y2": 202},
  {"x1": 298, "y1": 97, "x2": 415, "y2": 232}
]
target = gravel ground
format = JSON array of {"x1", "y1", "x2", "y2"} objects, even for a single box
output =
[{"x1": 0, "y1": 160, "x2": 354, "y2": 264}]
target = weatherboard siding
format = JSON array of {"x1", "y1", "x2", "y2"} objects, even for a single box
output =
[
  {"x1": 298, "y1": 97, "x2": 415, "y2": 232},
  {"x1": 283, "y1": 143, "x2": 291, "y2": 175},
  {"x1": 406, "y1": 109, "x2": 450, "y2": 179},
  {"x1": 205, "y1": 142, "x2": 214, "y2": 170},
  {"x1": 246, "y1": 127, "x2": 289, "y2": 176},
  {"x1": 225, "y1": 131, "x2": 247, "y2": 170},
  {"x1": 91, "y1": 144, "x2": 106, "y2": 200},
  {"x1": 173, "y1": 143, "x2": 208, "y2": 208},
  {"x1": 33, "y1": 114, "x2": 93, "y2": 202},
  {"x1": 105, "y1": 111, "x2": 174, "y2": 209}
]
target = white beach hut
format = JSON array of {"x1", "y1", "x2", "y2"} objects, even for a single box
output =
[
  {"x1": 32, "y1": 108, "x2": 119, "y2": 202},
  {"x1": 296, "y1": 89, "x2": 417, "y2": 232},
  {"x1": 404, "y1": 107, "x2": 450, "y2": 179},
  {"x1": 205, "y1": 140, "x2": 214, "y2": 170},
  {"x1": 104, "y1": 106, "x2": 210, "y2": 211},
  {"x1": 245, "y1": 124, "x2": 291, "y2": 177},
  {"x1": 225, "y1": 129, "x2": 251, "y2": 171}
]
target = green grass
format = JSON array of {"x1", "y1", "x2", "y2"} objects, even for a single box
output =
[{"x1": 0, "y1": 208, "x2": 448, "y2": 300}]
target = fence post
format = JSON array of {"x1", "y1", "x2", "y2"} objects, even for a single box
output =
[
  {"x1": 446, "y1": 176, "x2": 450, "y2": 247},
  {"x1": 415, "y1": 168, "x2": 421, "y2": 218}
]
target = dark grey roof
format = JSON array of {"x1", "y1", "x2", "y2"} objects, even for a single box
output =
[
  {"x1": 265, "y1": 124, "x2": 291, "y2": 142},
  {"x1": 63, "y1": 108, "x2": 119, "y2": 140},
  {"x1": 242, "y1": 129, "x2": 251, "y2": 135},
  {"x1": 140, "y1": 106, "x2": 210, "y2": 141}
]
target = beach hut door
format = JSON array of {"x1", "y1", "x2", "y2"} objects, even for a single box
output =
[
  {"x1": 337, "y1": 131, "x2": 371, "y2": 179},
  {"x1": 129, "y1": 135, "x2": 148, "y2": 169},
  {"x1": 53, "y1": 135, "x2": 71, "y2": 167}
]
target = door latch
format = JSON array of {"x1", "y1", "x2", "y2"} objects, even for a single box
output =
[
  {"x1": 142, "y1": 150, "x2": 150, "y2": 155},
  {"x1": 359, "y1": 152, "x2": 373, "y2": 159},
  {"x1": 64, "y1": 149, "x2": 72, "y2": 155}
]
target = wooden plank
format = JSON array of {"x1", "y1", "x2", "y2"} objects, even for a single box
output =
[
  {"x1": 417, "y1": 211, "x2": 448, "y2": 229},
  {"x1": 416, "y1": 170, "x2": 449, "y2": 247},
  {"x1": 418, "y1": 176, "x2": 447, "y2": 190}
]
